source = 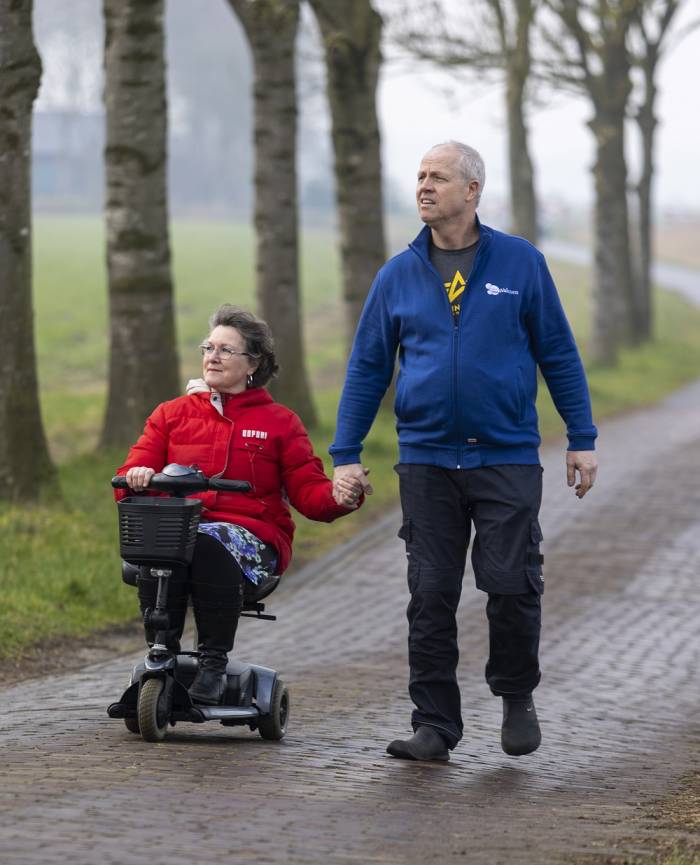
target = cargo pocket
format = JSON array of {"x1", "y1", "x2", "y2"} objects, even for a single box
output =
[
  {"x1": 397, "y1": 518, "x2": 412, "y2": 544},
  {"x1": 525, "y1": 520, "x2": 545, "y2": 595}
]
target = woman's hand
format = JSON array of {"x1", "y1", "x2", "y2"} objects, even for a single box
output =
[
  {"x1": 333, "y1": 475, "x2": 365, "y2": 509},
  {"x1": 125, "y1": 466, "x2": 155, "y2": 492}
]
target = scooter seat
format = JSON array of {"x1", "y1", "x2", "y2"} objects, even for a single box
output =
[{"x1": 120, "y1": 561, "x2": 279, "y2": 602}]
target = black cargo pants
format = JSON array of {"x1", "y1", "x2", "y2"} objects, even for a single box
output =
[{"x1": 395, "y1": 463, "x2": 545, "y2": 749}]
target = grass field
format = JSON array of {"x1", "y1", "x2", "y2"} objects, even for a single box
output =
[
  {"x1": 655, "y1": 216, "x2": 700, "y2": 271},
  {"x1": 1, "y1": 214, "x2": 700, "y2": 658},
  {"x1": 551, "y1": 212, "x2": 700, "y2": 271}
]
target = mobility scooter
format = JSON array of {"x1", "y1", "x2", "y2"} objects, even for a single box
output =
[{"x1": 107, "y1": 464, "x2": 289, "y2": 743}]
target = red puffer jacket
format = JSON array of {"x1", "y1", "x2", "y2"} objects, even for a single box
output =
[{"x1": 115, "y1": 388, "x2": 354, "y2": 574}]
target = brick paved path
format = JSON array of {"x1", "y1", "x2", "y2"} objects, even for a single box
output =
[{"x1": 2, "y1": 381, "x2": 700, "y2": 864}]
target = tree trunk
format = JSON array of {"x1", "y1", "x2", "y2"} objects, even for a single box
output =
[
  {"x1": 588, "y1": 104, "x2": 637, "y2": 364},
  {"x1": 504, "y1": 0, "x2": 538, "y2": 244},
  {"x1": 634, "y1": 53, "x2": 658, "y2": 343},
  {"x1": 635, "y1": 104, "x2": 654, "y2": 343},
  {"x1": 506, "y1": 69, "x2": 537, "y2": 244},
  {"x1": 631, "y1": 1, "x2": 681, "y2": 346},
  {"x1": 584, "y1": 25, "x2": 639, "y2": 364},
  {"x1": 228, "y1": 0, "x2": 317, "y2": 428},
  {"x1": 547, "y1": 0, "x2": 642, "y2": 365},
  {"x1": 0, "y1": 0, "x2": 58, "y2": 501},
  {"x1": 100, "y1": 0, "x2": 180, "y2": 449},
  {"x1": 308, "y1": 0, "x2": 386, "y2": 352}
]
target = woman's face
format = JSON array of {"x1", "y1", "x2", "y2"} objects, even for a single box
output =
[{"x1": 201, "y1": 325, "x2": 258, "y2": 394}]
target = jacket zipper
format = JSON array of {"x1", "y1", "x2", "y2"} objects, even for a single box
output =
[
  {"x1": 207, "y1": 399, "x2": 235, "y2": 516},
  {"x1": 410, "y1": 228, "x2": 490, "y2": 468},
  {"x1": 455, "y1": 241, "x2": 488, "y2": 466},
  {"x1": 452, "y1": 322, "x2": 460, "y2": 464},
  {"x1": 417, "y1": 256, "x2": 463, "y2": 454}
]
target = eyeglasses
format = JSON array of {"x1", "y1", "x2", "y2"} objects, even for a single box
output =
[{"x1": 199, "y1": 343, "x2": 252, "y2": 361}]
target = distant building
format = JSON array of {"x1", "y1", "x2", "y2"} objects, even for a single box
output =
[
  {"x1": 31, "y1": 107, "x2": 349, "y2": 220},
  {"x1": 33, "y1": 110, "x2": 104, "y2": 211}
]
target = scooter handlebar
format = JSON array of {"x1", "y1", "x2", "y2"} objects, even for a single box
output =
[
  {"x1": 208, "y1": 478, "x2": 252, "y2": 492},
  {"x1": 111, "y1": 474, "x2": 251, "y2": 494}
]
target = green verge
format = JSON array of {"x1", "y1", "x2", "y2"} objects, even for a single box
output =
[{"x1": 1, "y1": 219, "x2": 699, "y2": 658}]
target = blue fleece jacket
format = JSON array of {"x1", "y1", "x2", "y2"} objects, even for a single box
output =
[{"x1": 330, "y1": 221, "x2": 597, "y2": 469}]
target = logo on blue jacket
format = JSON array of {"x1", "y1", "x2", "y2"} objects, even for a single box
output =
[{"x1": 485, "y1": 282, "x2": 519, "y2": 296}]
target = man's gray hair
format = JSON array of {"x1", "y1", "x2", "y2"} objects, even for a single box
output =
[{"x1": 433, "y1": 140, "x2": 486, "y2": 203}]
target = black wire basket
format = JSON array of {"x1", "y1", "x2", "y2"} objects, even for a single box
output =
[{"x1": 117, "y1": 497, "x2": 202, "y2": 566}]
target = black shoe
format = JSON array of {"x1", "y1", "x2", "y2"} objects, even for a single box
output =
[
  {"x1": 387, "y1": 726, "x2": 450, "y2": 762},
  {"x1": 501, "y1": 697, "x2": 541, "y2": 756}
]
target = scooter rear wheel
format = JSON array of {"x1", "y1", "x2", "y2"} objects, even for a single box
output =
[
  {"x1": 138, "y1": 678, "x2": 168, "y2": 742},
  {"x1": 258, "y1": 679, "x2": 289, "y2": 741}
]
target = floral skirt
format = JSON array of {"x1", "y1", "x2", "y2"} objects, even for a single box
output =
[{"x1": 197, "y1": 522, "x2": 277, "y2": 585}]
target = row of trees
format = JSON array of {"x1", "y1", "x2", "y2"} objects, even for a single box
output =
[
  {"x1": 393, "y1": 0, "x2": 691, "y2": 364},
  {"x1": 105, "y1": 0, "x2": 388, "y2": 444},
  {"x1": 0, "y1": 0, "x2": 691, "y2": 501},
  {"x1": 1, "y1": 0, "x2": 387, "y2": 500}
]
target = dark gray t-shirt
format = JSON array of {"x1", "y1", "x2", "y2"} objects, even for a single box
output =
[{"x1": 430, "y1": 240, "x2": 479, "y2": 320}]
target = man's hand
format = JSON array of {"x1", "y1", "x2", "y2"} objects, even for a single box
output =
[
  {"x1": 566, "y1": 451, "x2": 598, "y2": 499},
  {"x1": 125, "y1": 466, "x2": 155, "y2": 492},
  {"x1": 333, "y1": 463, "x2": 373, "y2": 509}
]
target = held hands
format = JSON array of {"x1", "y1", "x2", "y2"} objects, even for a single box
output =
[
  {"x1": 125, "y1": 466, "x2": 155, "y2": 492},
  {"x1": 566, "y1": 450, "x2": 598, "y2": 499},
  {"x1": 333, "y1": 463, "x2": 374, "y2": 509}
]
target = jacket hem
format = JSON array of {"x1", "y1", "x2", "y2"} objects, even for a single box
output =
[{"x1": 397, "y1": 443, "x2": 540, "y2": 468}]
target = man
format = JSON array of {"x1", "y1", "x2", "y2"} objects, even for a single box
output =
[{"x1": 330, "y1": 141, "x2": 597, "y2": 762}]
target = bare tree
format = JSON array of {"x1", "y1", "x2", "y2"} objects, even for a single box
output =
[
  {"x1": 100, "y1": 0, "x2": 180, "y2": 448},
  {"x1": 0, "y1": 0, "x2": 58, "y2": 500},
  {"x1": 391, "y1": 0, "x2": 540, "y2": 244},
  {"x1": 630, "y1": 0, "x2": 686, "y2": 341},
  {"x1": 542, "y1": 0, "x2": 641, "y2": 365},
  {"x1": 307, "y1": 0, "x2": 386, "y2": 351},
  {"x1": 227, "y1": 0, "x2": 317, "y2": 428}
]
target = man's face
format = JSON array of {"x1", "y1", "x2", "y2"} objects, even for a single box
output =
[{"x1": 416, "y1": 146, "x2": 477, "y2": 227}]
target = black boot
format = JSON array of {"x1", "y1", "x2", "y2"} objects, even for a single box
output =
[
  {"x1": 501, "y1": 696, "x2": 542, "y2": 756},
  {"x1": 188, "y1": 606, "x2": 237, "y2": 705},
  {"x1": 188, "y1": 650, "x2": 229, "y2": 705},
  {"x1": 187, "y1": 534, "x2": 244, "y2": 706},
  {"x1": 387, "y1": 726, "x2": 450, "y2": 762},
  {"x1": 188, "y1": 588, "x2": 241, "y2": 705}
]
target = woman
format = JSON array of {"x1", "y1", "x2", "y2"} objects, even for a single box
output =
[{"x1": 116, "y1": 305, "x2": 362, "y2": 705}]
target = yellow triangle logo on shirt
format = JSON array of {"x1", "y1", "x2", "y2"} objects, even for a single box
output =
[{"x1": 445, "y1": 270, "x2": 466, "y2": 304}]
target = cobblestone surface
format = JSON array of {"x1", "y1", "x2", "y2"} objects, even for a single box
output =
[{"x1": 2, "y1": 381, "x2": 700, "y2": 864}]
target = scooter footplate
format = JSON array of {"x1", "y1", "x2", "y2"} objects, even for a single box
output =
[{"x1": 197, "y1": 706, "x2": 260, "y2": 721}]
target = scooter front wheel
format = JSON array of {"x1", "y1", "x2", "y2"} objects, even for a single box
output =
[{"x1": 138, "y1": 678, "x2": 168, "y2": 742}]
